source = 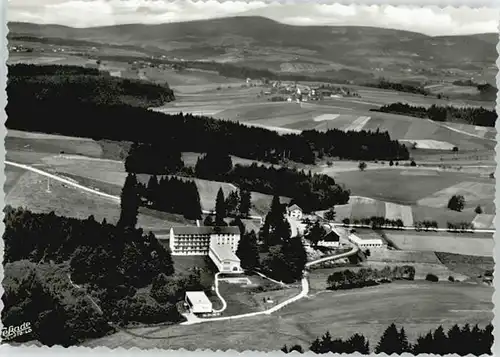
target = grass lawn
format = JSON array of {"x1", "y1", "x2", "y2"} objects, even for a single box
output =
[
  {"x1": 84, "y1": 280, "x2": 492, "y2": 352},
  {"x1": 6, "y1": 131, "x2": 104, "y2": 159},
  {"x1": 172, "y1": 256, "x2": 209, "y2": 275}
]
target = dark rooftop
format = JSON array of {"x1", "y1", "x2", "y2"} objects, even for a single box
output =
[{"x1": 172, "y1": 226, "x2": 240, "y2": 236}]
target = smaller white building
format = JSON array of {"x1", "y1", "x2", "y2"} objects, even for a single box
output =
[
  {"x1": 185, "y1": 291, "x2": 213, "y2": 314},
  {"x1": 287, "y1": 204, "x2": 303, "y2": 221},
  {"x1": 347, "y1": 232, "x2": 384, "y2": 249}
]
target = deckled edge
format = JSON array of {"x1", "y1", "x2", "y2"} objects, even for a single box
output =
[
  {"x1": 0, "y1": 1, "x2": 498, "y2": 357},
  {"x1": 0, "y1": 0, "x2": 6, "y2": 349},
  {"x1": 493, "y1": 6, "x2": 499, "y2": 357}
]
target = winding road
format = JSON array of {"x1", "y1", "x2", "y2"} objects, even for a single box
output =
[{"x1": 181, "y1": 244, "x2": 359, "y2": 325}]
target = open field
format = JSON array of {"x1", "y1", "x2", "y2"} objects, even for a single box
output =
[
  {"x1": 84, "y1": 280, "x2": 492, "y2": 351},
  {"x1": 5, "y1": 166, "x2": 188, "y2": 234},
  {"x1": 384, "y1": 231, "x2": 493, "y2": 257},
  {"x1": 155, "y1": 85, "x2": 495, "y2": 152},
  {"x1": 435, "y1": 252, "x2": 494, "y2": 280},
  {"x1": 334, "y1": 169, "x2": 494, "y2": 213}
]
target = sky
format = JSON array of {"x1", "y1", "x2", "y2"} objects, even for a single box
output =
[{"x1": 7, "y1": 0, "x2": 500, "y2": 36}]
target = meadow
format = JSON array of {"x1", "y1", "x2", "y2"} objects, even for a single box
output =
[
  {"x1": 384, "y1": 231, "x2": 494, "y2": 257},
  {"x1": 84, "y1": 280, "x2": 493, "y2": 351},
  {"x1": 334, "y1": 168, "x2": 494, "y2": 214}
]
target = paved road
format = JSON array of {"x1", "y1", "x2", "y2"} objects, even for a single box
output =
[
  {"x1": 212, "y1": 272, "x2": 228, "y2": 314},
  {"x1": 181, "y1": 244, "x2": 359, "y2": 325}
]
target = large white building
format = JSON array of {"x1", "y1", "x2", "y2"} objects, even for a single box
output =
[
  {"x1": 169, "y1": 226, "x2": 242, "y2": 273},
  {"x1": 169, "y1": 226, "x2": 240, "y2": 255}
]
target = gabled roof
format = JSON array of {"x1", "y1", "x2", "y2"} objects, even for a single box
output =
[
  {"x1": 172, "y1": 226, "x2": 240, "y2": 235},
  {"x1": 322, "y1": 231, "x2": 340, "y2": 242},
  {"x1": 288, "y1": 204, "x2": 302, "y2": 212}
]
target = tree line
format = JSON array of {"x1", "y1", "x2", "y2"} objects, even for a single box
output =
[
  {"x1": 327, "y1": 266, "x2": 416, "y2": 290},
  {"x1": 137, "y1": 174, "x2": 203, "y2": 220},
  {"x1": 125, "y1": 148, "x2": 351, "y2": 213},
  {"x1": 375, "y1": 102, "x2": 496, "y2": 127},
  {"x1": 283, "y1": 322, "x2": 492, "y2": 355},
  {"x1": 365, "y1": 79, "x2": 431, "y2": 96},
  {"x1": 193, "y1": 152, "x2": 350, "y2": 212}
]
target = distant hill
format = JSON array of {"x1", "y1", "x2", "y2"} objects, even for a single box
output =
[{"x1": 8, "y1": 16, "x2": 497, "y2": 79}]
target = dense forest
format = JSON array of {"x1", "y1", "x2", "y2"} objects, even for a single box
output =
[
  {"x1": 7, "y1": 63, "x2": 409, "y2": 164},
  {"x1": 8, "y1": 64, "x2": 175, "y2": 107},
  {"x1": 2, "y1": 204, "x2": 210, "y2": 346},
  {"x1": 374, "y1": 102, "x2": 497, "y2": 127},
  {"x1": 283, "y1": 322, "x2": 493, "y2": 355}
]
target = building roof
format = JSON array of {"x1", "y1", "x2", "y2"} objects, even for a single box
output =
[
  {"x1": 210, "y1": 244, "x2": 241, "y2": 262},
  {"x1": 322, "y1": 231, "x2": 340, "y2": 242},
  {"x1": 185, "y1": 291, "x2": 212, "y2": 306},
  {"x1": 172, "y1": 226, "x2": 240, "y2": 236},
  {"x1": 288, "y1": 204, "x2": 302, "y2": 212}
]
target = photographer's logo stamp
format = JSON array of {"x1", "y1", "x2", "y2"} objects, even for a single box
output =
[{"x1": 1, "y1": 322, "x2": 33, "y2": 341}]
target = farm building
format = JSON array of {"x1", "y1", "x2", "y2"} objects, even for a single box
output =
[
  {"x1": 317, "y1": 230, "x2": 341, "y2": 248},
  {"x1": 287, "y1": 204, "x2": 303, "y2": 221},
  {"x1": 347, "y1": 231, "x2": 385, "y2": 249},
  {"x1": 185, "y1": 291, "x2": 213, "y2": 314},
  {"x1": 209, "y1": 242, "x2": 242, "y2": 273}
]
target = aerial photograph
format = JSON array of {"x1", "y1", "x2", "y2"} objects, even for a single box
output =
[{"x1": 2, "y1": 1, "x2": 496, "y2": 354}]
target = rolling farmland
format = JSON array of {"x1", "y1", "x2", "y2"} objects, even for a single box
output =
[{"x1": 84, "y1": 280, "x2": 493, "y2": 352}]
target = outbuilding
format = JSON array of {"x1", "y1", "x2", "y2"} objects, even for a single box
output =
[{"x1": 185, "y1": 291, "x2": 213, "y2": 314}]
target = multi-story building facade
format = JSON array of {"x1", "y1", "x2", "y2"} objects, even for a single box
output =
[
  {"x1": 169, "y1": 226, "x2": 242, "y2": 273},
  {"x1": 169, "y1": 226, "x2": 240, "y2": 256}
]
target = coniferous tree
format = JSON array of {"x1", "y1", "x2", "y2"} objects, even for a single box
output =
[
  {"x1": 215, "y1": 187, "x2": 227, "y2": 226},
  {"x1": 375, "y1": 323, "x2": 405, "y2": 354},
  {"x1": 229, "y1": 216, "x2": 246, "y2": 235},
  {"x1": 346, "y1": 333, "x2": 370, "y2": 354},
  {"x1": 225, "y1": 190, "x2": 240, "y2": 217},
  {"x1": 399, "y1": 327, "x2": 410, "y2": 353},
  {"x1": 239, "y1": 190, "x2": 252, "y2": 217},
  {"x1": 432, "y1": 325, "x2": 447, "y2": 355},
  {"x1": 236, "y1": 231, "x2": 260, "y2": 271},
  {"x1": 146, "y1": 175, "x2": 159, "y2": 203},
  {"x1": 118, "y1": 173, "x2": 141, "y2": 229}
]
